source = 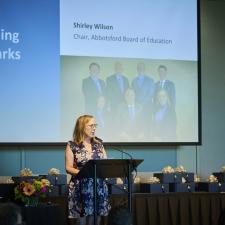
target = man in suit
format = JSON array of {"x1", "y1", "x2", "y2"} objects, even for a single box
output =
[
  {"x1": 82, "y1": 62, "x2": 106, "y2": 116},
  {"x1": 154, "y1": 65, "x2": 176, "y2": 108},
  {"x1": 116, "y1": 88, "x2": 144, "y2": 141},
  {"x1": 132, "y1": 62, "x2": 155, "y2": 108},
  {"x1": 152, "y1": 89, "x2": 177, "y2": 141},
  {"x1": 106, "y1": 62, "x2": 129, "y2": 116},
  {"x1": 132, "y1": 62, "x2": 155, "y2": 135}
]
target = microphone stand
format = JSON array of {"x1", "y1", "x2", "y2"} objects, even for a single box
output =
[
  {"x1": 107, "y1": 146, "x2": 136, "y2": 212},
  {"x1": 109, "y1": 145, "x2": 137, "y2": 178},
  {"x1": 109, "y1": 146, "x2": 133, "y2": 159}
]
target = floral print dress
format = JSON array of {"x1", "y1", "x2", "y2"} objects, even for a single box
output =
[{"x1": 68, "y1": 140, "x2": 110, "y2": 218}]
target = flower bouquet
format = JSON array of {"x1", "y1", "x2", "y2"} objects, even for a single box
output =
[
  {"x1": 48, "y1": 168, "x2": 60, "y2": 176},
  {"x1": 162, "y1": 166, "x2": 175, "y2": 174},
  {"x1": 146, "y1": 176, "x2": 160, "y2": 184},
  {"x1": 14, "y1": 178, "x2": 50, "y2": 206},
  {"x1": 175, "y1": 165, "x2": 186, "y2": 173},
  {"x1": 47, "y1": 168, "x2": 67, "y2": 185}
]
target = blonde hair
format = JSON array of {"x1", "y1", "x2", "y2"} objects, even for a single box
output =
[
  {"x1": 73, "y1": 115, "x2": 99, "y2": 145},
  {"x1": 156, "y1": 89, "x2": 171, "y2": 108}
]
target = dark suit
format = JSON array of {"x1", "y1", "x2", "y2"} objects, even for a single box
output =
[
  {"x1": 132, "y1": 75, "x2": 155, "y2": 135},
  {"x1": 106, "y1": 74, "x2": 129, "y2": 114},
  {"x1": 132, "y1": 75, "x2": 155, "y2": 105},
  {"x1": 154, "y1": 80, "x2": 176, "y2": 107},
  {"x1": 116, "y1": 102, "x2": 143, "y2": 140},
  {"x1": 82, "y1": 76, "x2": 106, "y2": 114},
  {"x1": 152, "y1": 105, "x2": 177, "y2": 141},
  {"x1": 132, "y1": 75, "x2": 155, "y2": 115}
]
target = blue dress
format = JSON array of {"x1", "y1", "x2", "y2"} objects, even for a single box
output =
[{"x1": 67, "y1": 140, "x2": 110, "y2": 218}]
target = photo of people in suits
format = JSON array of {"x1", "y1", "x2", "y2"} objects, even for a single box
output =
[{"x1": 61, "y1": 56, "x2": 197, "y2": 143}]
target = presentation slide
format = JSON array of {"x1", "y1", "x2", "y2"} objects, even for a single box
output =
[
  {"x1": 0, "y1": 0, "x2": 60, "y2": 142},
  {"x1": 60, "y1": 0, "x2": 199, "y2": 143},
  {"x1": 0, "y1": 0, "x2": 199, "y2": 144}
]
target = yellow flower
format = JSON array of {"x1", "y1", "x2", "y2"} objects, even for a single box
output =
[
  {"x1": 23, "y1": 183, "x2": 35, "y2": 196},
  {"x1": 33, "y1": 180, "x2": 42, "y2": 192}
]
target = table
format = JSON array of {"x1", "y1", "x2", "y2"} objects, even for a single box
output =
[
  {"x1": 25, "y1": 193, "x2": 225, "y2": 225},
  {"x1": 133, "y1": 192, "x2": 225, "y2": 225}
]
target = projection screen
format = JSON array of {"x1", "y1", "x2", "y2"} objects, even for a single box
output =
[{"x1": 0, "y1": 0, "x2": 200, "y2": 145}]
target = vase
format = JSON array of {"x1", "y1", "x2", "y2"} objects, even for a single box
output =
[{"x1": 24, "y1": 197, "x2": 39, "y2": 207}]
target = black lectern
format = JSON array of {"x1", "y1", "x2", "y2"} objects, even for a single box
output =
[{"x1": 76, "y1": 159, "x2": 143, "y2": 225}]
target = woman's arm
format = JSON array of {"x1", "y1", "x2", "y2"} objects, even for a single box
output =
[{"x1": 65, "y1": 144, "x2": 80, "y2": 175}]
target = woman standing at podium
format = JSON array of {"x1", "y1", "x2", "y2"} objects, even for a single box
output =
[{"x1": 65, "y1": 115, "x2": 110, "y2": 225}]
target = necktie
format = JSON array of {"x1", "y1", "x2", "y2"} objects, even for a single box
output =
[
  {"x1": 92, "y1": 76, "x2": 102, "y2": 94},
  {"x1": 117, "y1": 75, "x2": 124, "y2": 93},
  {"x1": 95, "y1": 80, "x2": 102, "y2": 93},
  {"x1": 160, "y1": 80, "x2": 165, "y2": 88},
  {"x1": 138, "y1": 75, "x2": 144, "y2": 87}
]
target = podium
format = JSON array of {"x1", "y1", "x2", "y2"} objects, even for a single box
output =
[{"x1": 76, "y1": 159, "x2": 143, "y2": 225}]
